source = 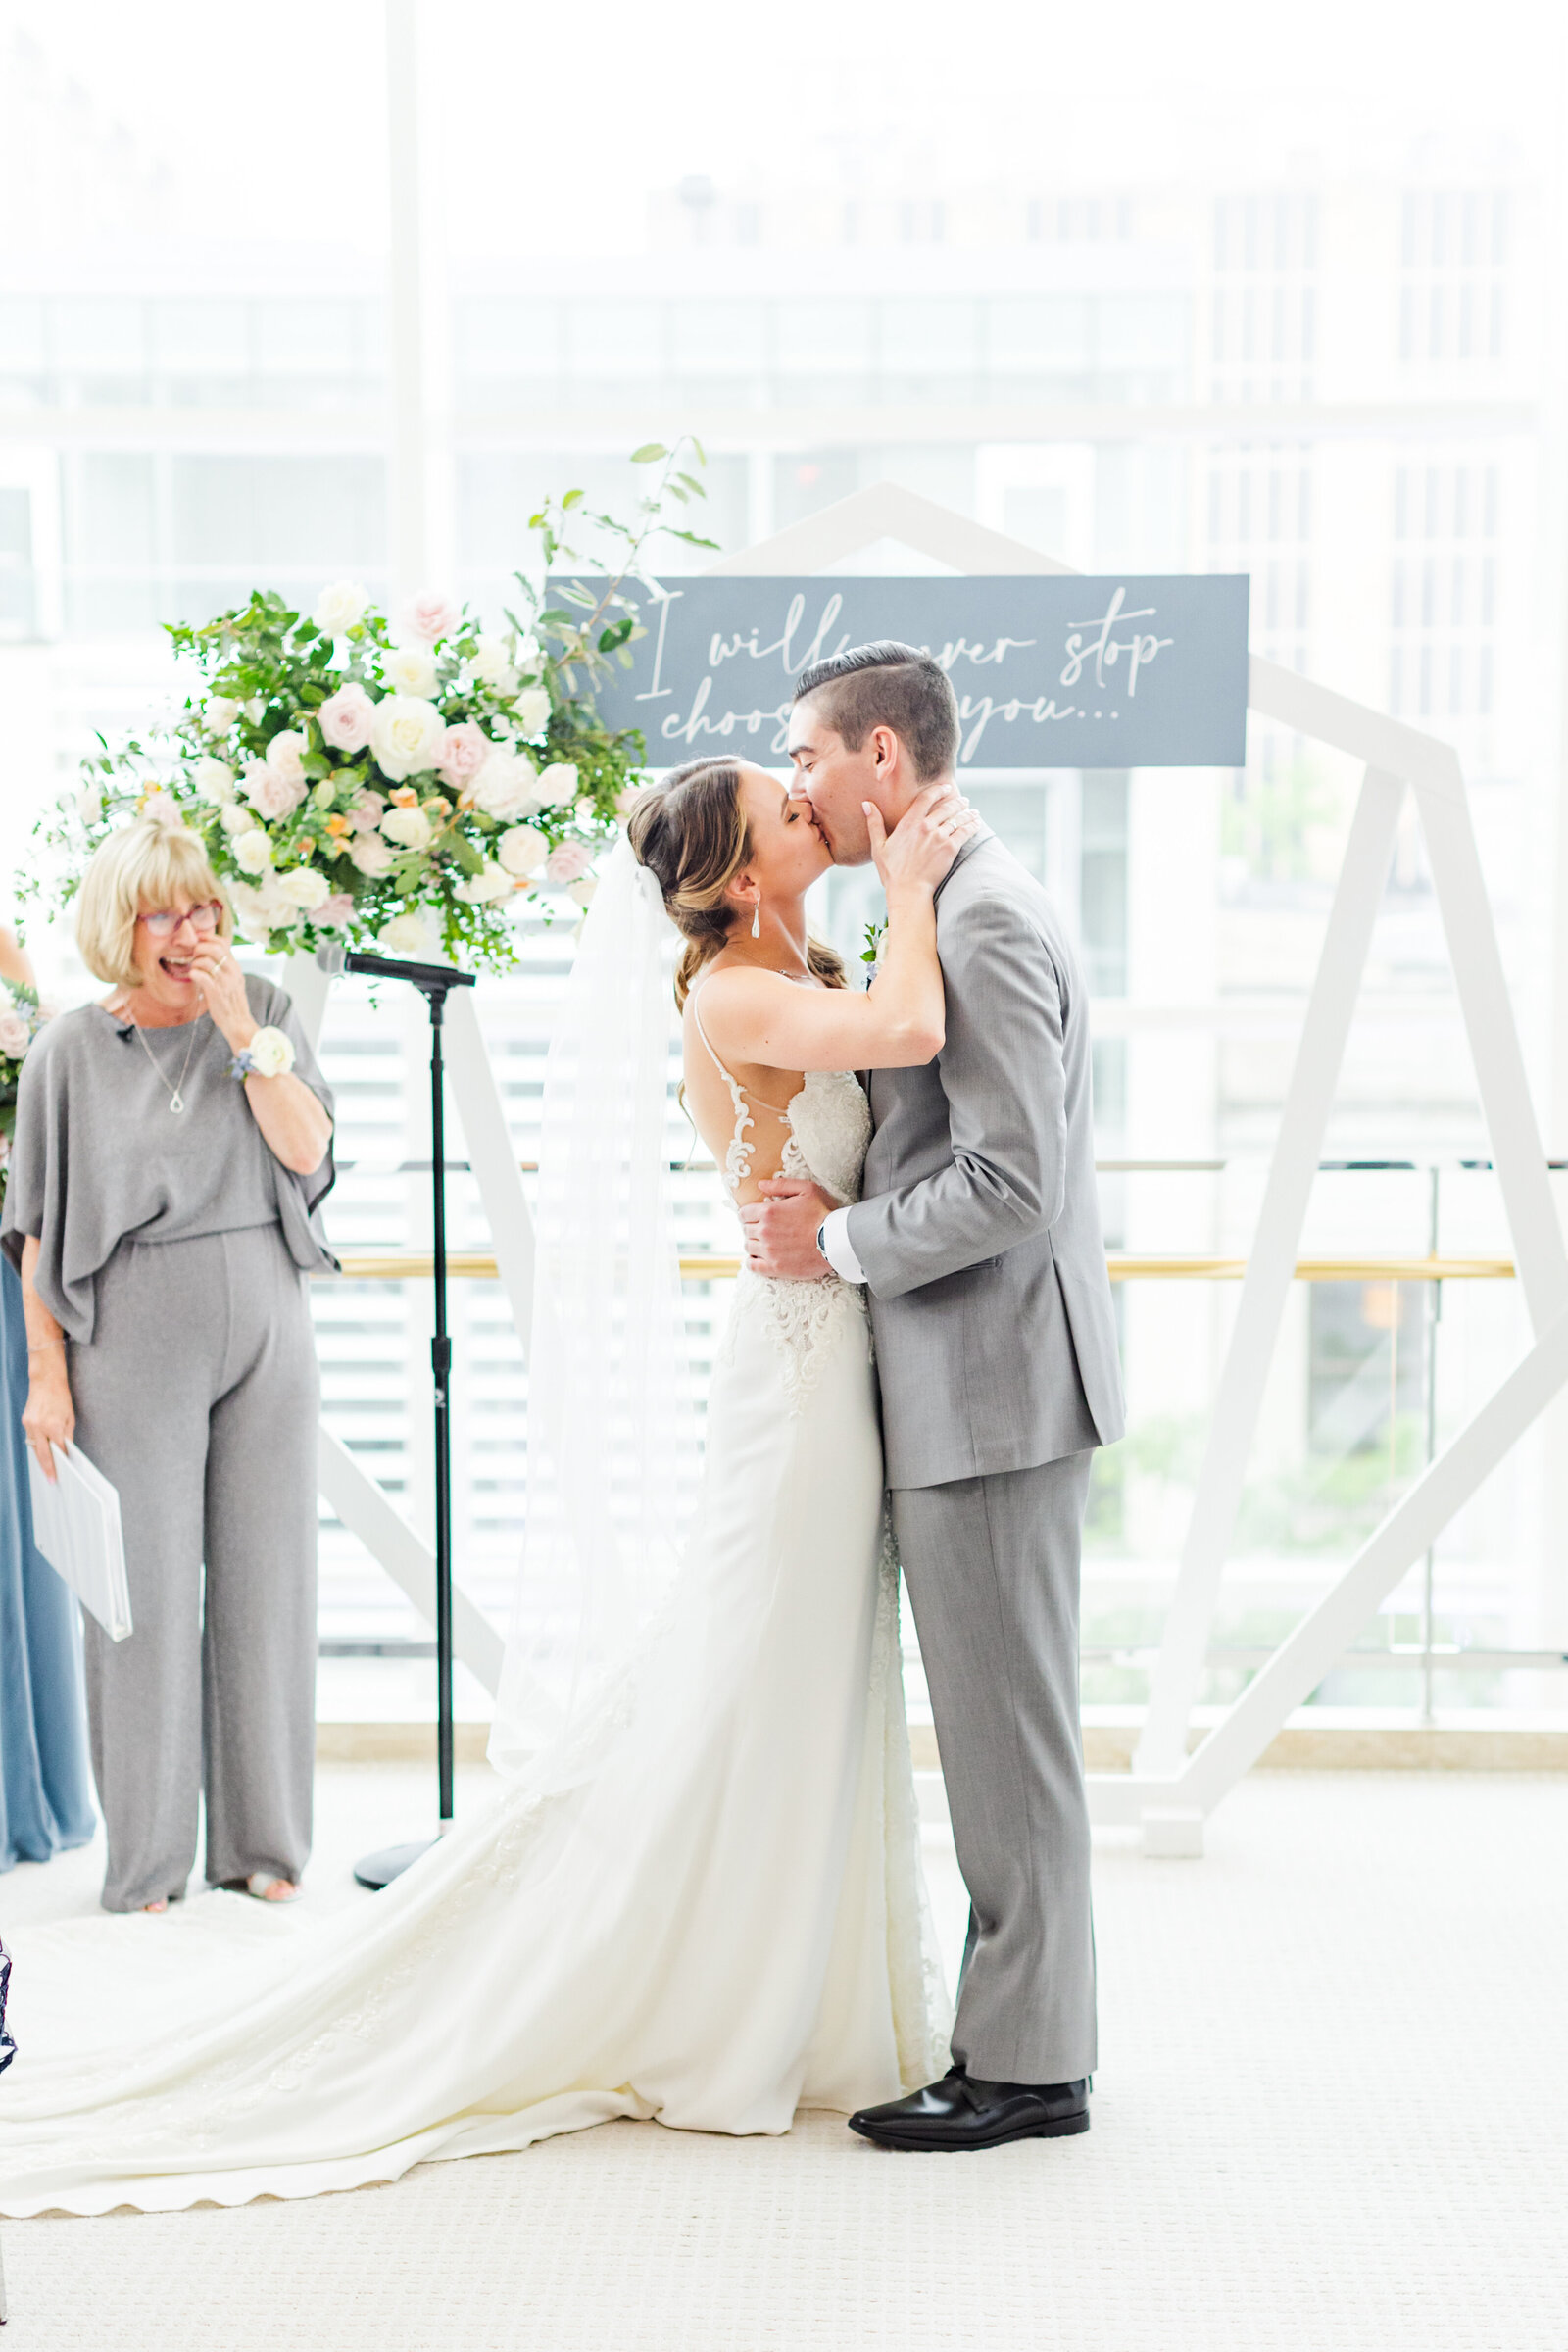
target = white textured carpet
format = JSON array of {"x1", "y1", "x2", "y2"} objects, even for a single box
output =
[{"x1": 3, "y1": 1769, "x2": 1566, "y2": 2350}]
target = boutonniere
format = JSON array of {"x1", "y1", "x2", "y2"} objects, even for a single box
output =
[{"x1": 860, "y1": 918, "x2": 887, "y2": 981}]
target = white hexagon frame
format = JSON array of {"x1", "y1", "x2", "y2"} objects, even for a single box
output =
[{"x1": 295, "y1": 482, "x2": 1568, "y2": 1853}]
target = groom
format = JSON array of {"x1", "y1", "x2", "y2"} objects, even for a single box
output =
[{"x1": 741, "y1": 641, "x2": 1125, "y2": 2151}]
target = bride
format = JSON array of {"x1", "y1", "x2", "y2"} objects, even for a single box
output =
[{"x1": 0, "y1": 756, "x2": 976, "y2": 2215}]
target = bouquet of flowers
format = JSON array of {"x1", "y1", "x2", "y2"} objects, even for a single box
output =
[
  {"x1": 0, "y1": 977, "x2": 50, "y2": 1208},
  {"x1": 29, "y1": 440, "x2": 713, "y2": 973}
]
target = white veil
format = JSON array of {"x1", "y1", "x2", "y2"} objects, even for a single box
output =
[{"x1": 488, "y1": 832, "x2": 701, "y2": 1788}]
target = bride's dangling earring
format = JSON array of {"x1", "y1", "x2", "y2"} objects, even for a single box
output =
[{"x1": 751, "y1": 897, "x2": 761, "y2": 940}]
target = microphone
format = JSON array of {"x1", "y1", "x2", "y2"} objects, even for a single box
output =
[{"x1": 314, "y1": 941, "x2": 476, "y2": 994}]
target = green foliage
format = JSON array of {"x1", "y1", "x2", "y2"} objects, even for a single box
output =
[
  {"x1": 514, "y1": 437, "x2": 718, "y2": 703},
  {"x1": 0, "y1": 978, "x2": 46, "y2": 1209}
]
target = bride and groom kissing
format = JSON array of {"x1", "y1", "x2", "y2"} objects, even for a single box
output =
[{"x1": 2, "y1": 641, "x2": 1124, "y2": 2215}]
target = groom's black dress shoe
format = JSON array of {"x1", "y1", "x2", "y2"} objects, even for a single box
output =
[{"x1": 849, "y1": 2067, "x2": 1089, "y2": 2151}]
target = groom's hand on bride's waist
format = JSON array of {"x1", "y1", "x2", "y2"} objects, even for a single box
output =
[{"x1": 740, "y1": 1179, "x2": 839, "y2": 1280}]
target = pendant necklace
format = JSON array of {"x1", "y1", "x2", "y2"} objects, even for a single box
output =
[{"x1": 129, "y1": 1012, "x2": 202, "y2": 1114}]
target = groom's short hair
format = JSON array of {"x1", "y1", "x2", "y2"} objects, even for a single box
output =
[{"x1": 793, "y1": 641, "x2": 958, "y2": 781}]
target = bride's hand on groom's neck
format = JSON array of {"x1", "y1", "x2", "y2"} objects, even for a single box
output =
[
  {"x1": 739, "y1": 1179, "x2": 838, "y2": 1282},
  {"x1": 873, "y1": 781, "x2": 978, "y2": 897}
]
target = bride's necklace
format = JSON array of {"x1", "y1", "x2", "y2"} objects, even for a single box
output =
[{"x1": 125, "y1": 1009, "x2": 203, "y2": 1114}]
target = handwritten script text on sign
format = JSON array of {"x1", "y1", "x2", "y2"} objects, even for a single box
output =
[{"x1": 564, "y1": 573, "x2": 1250, "y2": 770}]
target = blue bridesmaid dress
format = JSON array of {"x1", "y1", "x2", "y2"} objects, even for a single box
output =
[{"x1": 0, "y1": 1252, "x2": 95, "y2": 1870}]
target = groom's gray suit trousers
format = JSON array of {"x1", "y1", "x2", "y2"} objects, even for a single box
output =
[
  {"x1": 892, "y1": 1454, "x2": 1096, "y2": 2084},
  {"x1": 849, "y1": 830, "x2": 1121, "y2": 2091}
]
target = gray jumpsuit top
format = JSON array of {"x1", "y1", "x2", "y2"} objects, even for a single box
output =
[{"x1": 2, "y1": 977, "x2": 336, "y2": 1910}]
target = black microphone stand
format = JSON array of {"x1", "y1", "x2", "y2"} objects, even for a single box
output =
[{"x1": 318, "y1": 947, "x2": 477, "y2": 1891}]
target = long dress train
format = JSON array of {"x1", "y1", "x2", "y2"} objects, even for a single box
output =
[{"x1": 0, "y1": 1064, "x2": 947, "y2": 2214}]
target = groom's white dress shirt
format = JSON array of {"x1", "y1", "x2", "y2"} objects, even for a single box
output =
[{"x1": 818, "y1": 1208, "x2": 866, "y2": 1285}]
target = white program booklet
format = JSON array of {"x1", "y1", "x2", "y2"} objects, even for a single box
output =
[{"x1": 26, "y1": 1441, "x2": 132, "y2": 1642}]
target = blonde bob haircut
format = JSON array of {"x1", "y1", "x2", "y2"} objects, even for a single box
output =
[{"x1": 74, "y1": 817, "x2": 234, "y2": 989}]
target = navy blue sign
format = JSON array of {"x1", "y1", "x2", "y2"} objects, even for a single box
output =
[{"x1": 559, "y1": 573, "x2": 1250, "y2": 769}]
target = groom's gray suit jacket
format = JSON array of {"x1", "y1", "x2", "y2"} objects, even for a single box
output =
[{"x1": 845, "y1": 829, "x2": 1124, "y2": 1491}]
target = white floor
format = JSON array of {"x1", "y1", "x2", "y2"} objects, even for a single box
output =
[{"x1": 3, "y1": 1767, "x2": 1566, "y2": 2351}]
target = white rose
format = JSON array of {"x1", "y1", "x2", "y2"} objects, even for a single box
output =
[
  {"x1": 277, "y1": 865, "x2": 330, "y2": 910},
  {"x1": 368, "y1": 694, "x2": 445, "y2": 782},
  {"x1": 455, "y1": 861, "x2": 514, "y2": 906},
  {"x1": 191, "y1": 757, "x2": 237, "y2": 805},
  {"x1": 223, "y1": 878, "x2": 274, "y2": 939},
  {"x1": 232, "y1": 830, "x2": 274, "y2": 873},
  {"x1": 265, "y1": 729, "x2": 308, "y2": 789},
  {"x1": 573, "y1": 797, "x2": 598, "y2": 828},
  {"x1": 245, "y1": 698, "x2": 266, "y2": 724},
  {"x1": 258, "y1": 876, "x2": 302, "y2": 928},
  {"x1": 220, "y1": 803, "x2": 253, "y2": 836},
  {"x1": 314, "y1": 580, "x2": 369, "y2": 635},
  {"x1": 566, "y1": 874, "x2": 599, "y2": 908},
  {"x1": 246, "y1": 1025, "x2": 297, "y2": 1077},
  {"x1": 470, "y1": 749, "x2": 539, "y2": 822},
  {"x1": 534, "y1": 761, "x2": 579, "y2": 809},
  {"x1": 511, "y1": 686, "x2": 552, "y2": 738},
  {"x1": 381, "y1": 911, "x2": 435, "y2": 954},
  {"x1": 383, "y1": 645, "x2": 438, "y2": 699},
  {"x1": 469, "y1": 637, "x2": 511, "y2": 686},
  {"x1": 496, "y1": 823, "x2": 549, "y2": 877},
  {"x1": 380, "y1": 805, "x2": 434, "y2": 851},
  {"x1": 204, "y1": 697, "x2": 242, "y2": 736}
]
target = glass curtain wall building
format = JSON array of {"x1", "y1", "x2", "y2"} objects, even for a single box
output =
[{"x1": 3, "y1": 131, "x2": 1561, "y2": 1722}]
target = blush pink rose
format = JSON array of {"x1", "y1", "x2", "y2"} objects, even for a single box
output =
[
  {"x1": 544, "y1": 840, "x2": 594, "y2": 886},
  {"x1": 0, "y1": 1010, "x2": 30, "y2": 1057},
  {"x1": 349, "y1": 833, "x2": 395, "y2": 877},
  {"x1": 318, "y1": 682, "x2": 377, "y2": 753},
  {"x1": 348, "y1": 788, "x2": 386, "y2": 835},
  {"x1": 314, "y1": 892, "x2": 355, "y2": 929},
  {"x1": 402, "y1": 590, "x2": 461, "y2": 645},
  {"x1": 435, "y1": 721, "x2": 490, "y2": 793},
  {"x1": 241, "y1": 760, "x2": 306, "y2": 821}
]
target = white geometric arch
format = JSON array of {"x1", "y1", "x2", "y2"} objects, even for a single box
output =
[
  {"x1": 712, "y1": 482, "x2": 1568, "y2": 1853},
  {"x1": 293, "y1": 479, "x2": 1568, "y2": 1854}
]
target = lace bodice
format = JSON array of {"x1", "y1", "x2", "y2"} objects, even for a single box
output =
[
  {"x1": 690, "y1": 979, "x2": 874, "y2": 1414},
  {"x1": 690, "y1": 983, "x2": 871, "y2": 1207}
]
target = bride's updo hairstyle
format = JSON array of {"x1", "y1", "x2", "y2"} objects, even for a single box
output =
[{"x1": 627, "y1": 757, "x2": 846, "y2": 1009}]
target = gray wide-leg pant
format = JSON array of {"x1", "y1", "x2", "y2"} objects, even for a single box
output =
[
  {"x1": 68, "y1": 1226, "x2": 318, "y2": 1912},
  {"x1": 892, "y1": 1450, "x2": 1096, "y2": 2085}
]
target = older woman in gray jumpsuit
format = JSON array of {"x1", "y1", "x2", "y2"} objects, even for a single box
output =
[{"x1": 1, "y1": 817, "x2": 335, "y2": 1913}]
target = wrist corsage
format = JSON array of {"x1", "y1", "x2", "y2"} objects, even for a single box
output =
[{"x1": 229, "y1": 1026, "x2": 296, "y2": 1081}]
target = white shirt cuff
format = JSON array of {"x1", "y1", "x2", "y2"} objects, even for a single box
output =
[{"x1": 818, "y1": 1206, "x2": 867, "y2": 1285}]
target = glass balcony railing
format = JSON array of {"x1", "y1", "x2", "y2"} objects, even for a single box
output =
[{"x1": 308, "y1": 1136, "x2": 1567, "y2": 1726}]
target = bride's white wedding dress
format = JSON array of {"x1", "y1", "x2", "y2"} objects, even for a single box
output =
[{"x1": 0, "y1": 1037, "x2": 948, "y2": 2216}]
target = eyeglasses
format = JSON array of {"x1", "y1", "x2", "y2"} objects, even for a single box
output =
[{"x1": 138, "y1": 904, "x2": 222, "y2": 940}]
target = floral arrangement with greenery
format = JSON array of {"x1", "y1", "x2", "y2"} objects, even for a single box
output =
[
  {"x1": 26, "y1": 441, "x2": 713, "y2": 973},
  {"x1": 0, "y1": 978, "x2": 50, "y2": 1207}
]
